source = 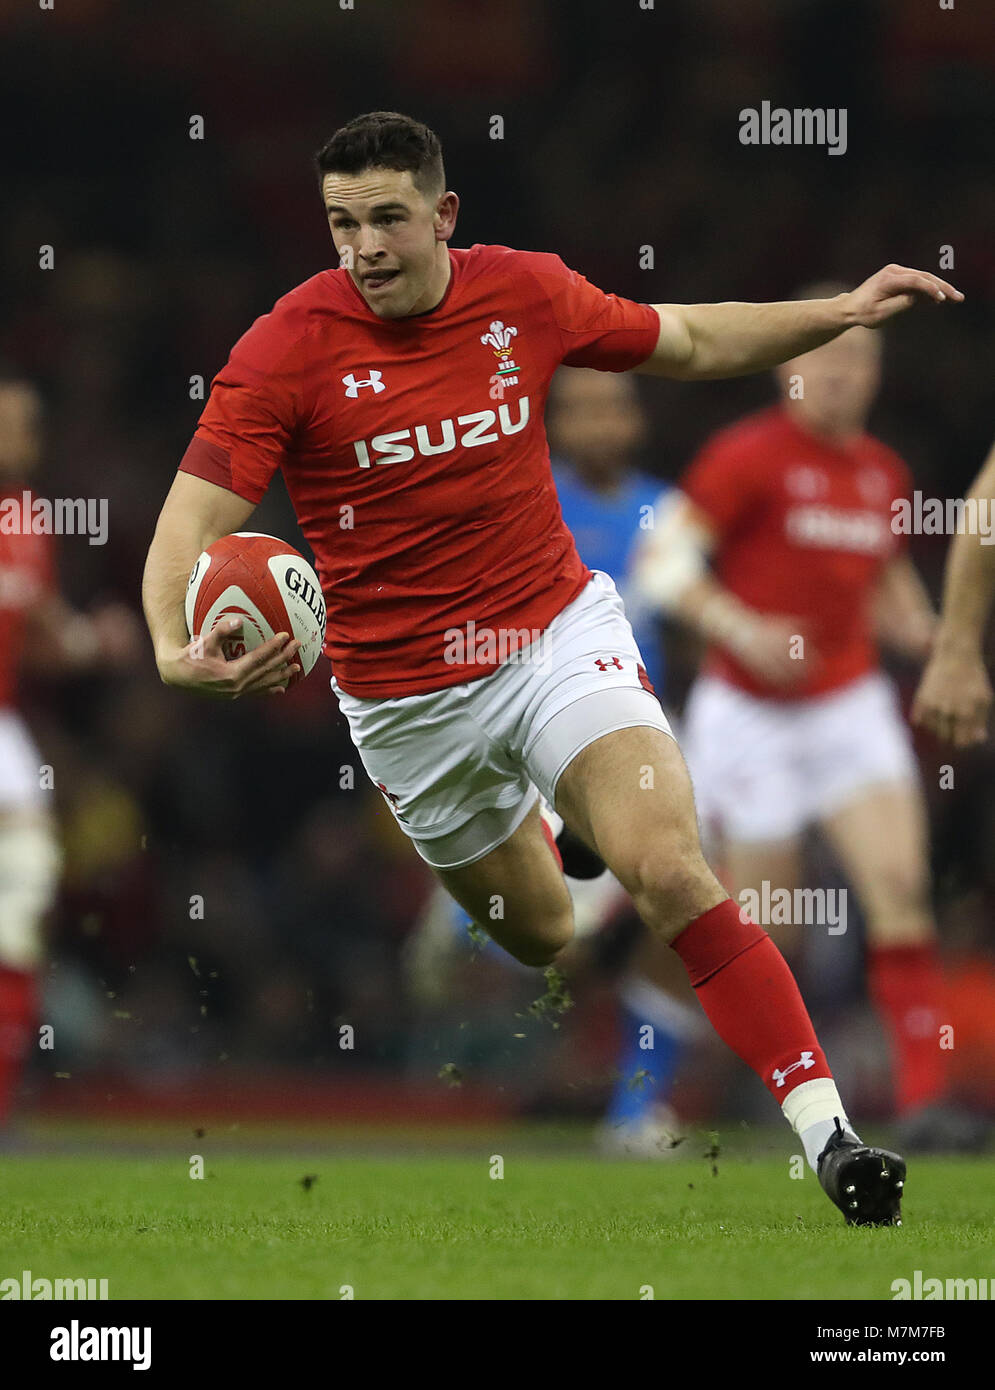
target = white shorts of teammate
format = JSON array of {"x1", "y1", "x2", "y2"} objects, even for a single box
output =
[
  {"x1": 682, "y1": 671, "x2": 920, "y2": 846},
  {"x1": 0, "y1": 709, "x2": 62, "y2": 972},
  {"x1": 332, "y1": 570, "x2": 674, "y2": 870}
]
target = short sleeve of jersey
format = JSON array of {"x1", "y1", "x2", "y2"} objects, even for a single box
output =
[
  {"x1": 679, "y1": 428, "x2": 768, "y2": 539},
  {"x1": 178, "y1": 312, "x2": 303, "y2": 504},
  {"x1": 520, "y1": 252, "x2": 660, "y2": 372}
]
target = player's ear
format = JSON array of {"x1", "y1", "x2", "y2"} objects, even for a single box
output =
[{"x1": 434, "y1": 190, "x2": 459, "y2": 241}]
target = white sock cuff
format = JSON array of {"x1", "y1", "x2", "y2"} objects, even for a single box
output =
[{"x1": 780, "y1": 1077, "x2": 850, "y2": 1136}]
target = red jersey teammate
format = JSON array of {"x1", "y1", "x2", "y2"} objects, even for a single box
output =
[
  {"x1": 0, "y1": 375, "x2": 138, "y2": 1130},
  {"x1": 142, "y1": 112, "x2": 964, "y2": 1223},
  {"x1": 634, "y1": 304, "x2": 987, "y2": 1150}
]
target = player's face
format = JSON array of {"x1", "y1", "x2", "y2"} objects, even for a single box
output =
[
  {"x1": 0, "y1": 382, "x2": 42, "y2": 481},
  {"x1": 547, "y1": 369, "x2": 646, "y2": 479},
  {"x1": 777, "y1": 328, "x2": 882, "y2": 439},
  {"x1": 322, "y1": 167, "x2": 458, "y2": 319}
]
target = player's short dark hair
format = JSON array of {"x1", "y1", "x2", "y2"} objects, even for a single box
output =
[{"x1": 313, "y1": 112, "x2": 445, "y2": 199}]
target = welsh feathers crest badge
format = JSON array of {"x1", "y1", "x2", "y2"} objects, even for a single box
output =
[{"x1": 480, "y1": 320, "x2": 520, "y2": 386}]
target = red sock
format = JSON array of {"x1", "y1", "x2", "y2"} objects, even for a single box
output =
[
  {"x1": 540, "y1": 816, "x2": 563, "y2": 872},
  {"x1": 0, "y1": 965, "x2": 38, "y2": 1126},
  {"x1": 670, "y1": 899, "x2": 832, "y2": 1104},
  {"x1": 867, "y1": 943, "x2": 946, "y2": 1113}
]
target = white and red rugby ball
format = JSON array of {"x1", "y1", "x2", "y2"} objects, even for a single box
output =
[{"x1": 185, "y1": 532, "x2": 325, "y2": 684}]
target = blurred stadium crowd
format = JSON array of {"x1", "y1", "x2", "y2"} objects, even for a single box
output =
[{"x1": 2, "y1": 0, "x2": 993, "y2": 1120}]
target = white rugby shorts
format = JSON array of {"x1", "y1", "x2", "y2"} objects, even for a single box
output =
[
  {"x1": 682, "y1": 671, "x2": 919, "y2": 846},
  {"x1": 331, "y1": 570, "x2": 674, "y2": 869},
  {"x1": 0, "y1": 709, "x2": 46, "y2": 812}
]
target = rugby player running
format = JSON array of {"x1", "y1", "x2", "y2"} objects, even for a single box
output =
[{"x1": 142, "y1": 112, "x2": 962, "y2": 1225}]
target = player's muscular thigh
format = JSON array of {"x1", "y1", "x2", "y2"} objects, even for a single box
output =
[
  {"x1": 435, "y1": 801, "x2": 574, "y2": 967},
  {"x1": 555, "y1": 725, "x2": 725, "y2": 939}
]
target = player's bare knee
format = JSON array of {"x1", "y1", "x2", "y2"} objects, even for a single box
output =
[
  {"x1": 865, "y1": 866, "x2": 933, "y2": 943},
  {"x1": 870, "y1": 864, "x2": 931, "y2": 925},
  {"x1": 509, "y1": 911, "x2": 574, "y2": 967},
  {"x1": 616, "y1": 838, "x2": 710, "y2": 916}
]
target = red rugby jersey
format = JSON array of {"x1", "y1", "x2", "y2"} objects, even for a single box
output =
[
  {"x1": 179, "y1": 244, "x2": 660, "y2": 697},
  {"x1": 680, "y1": 405, "x2": 910, "y2": 699},
  {"x1": 0, "y1": 489, "x2": 55, "y2": 708}
]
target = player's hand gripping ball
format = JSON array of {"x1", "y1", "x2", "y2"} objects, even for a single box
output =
[{"x1": 185, "y1": 532, "x2": 325, "y2": 686}]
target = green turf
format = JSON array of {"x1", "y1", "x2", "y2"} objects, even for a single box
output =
[{"x1": 1, "y1": 1142, "x2": 990, "y2": 1300}]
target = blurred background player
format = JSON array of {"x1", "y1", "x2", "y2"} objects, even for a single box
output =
[
  {"x1": 632, "y1": 294, "x2": 988, "y2": 1151},
  {"x1": 0, "y1": 373, "x2": 138, "y2": 1132},
  {"x1": 913, "y1": 437, "x2": 995, "y2": 747},
  {"x1": 405, "y1": 366, "x2": 705, "y2": 1154}
]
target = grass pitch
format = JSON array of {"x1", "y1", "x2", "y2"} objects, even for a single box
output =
[{"x1": 1, "y1": 1128, "x2": 990, "y2": 1300}]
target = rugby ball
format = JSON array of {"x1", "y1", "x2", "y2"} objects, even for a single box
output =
[{"x1": 185, "y1": 532, "x2": 325, "y2": 684}]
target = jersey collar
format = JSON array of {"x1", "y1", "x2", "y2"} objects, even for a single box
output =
[{"x1": 341, "y1": 248, "x2": 460, "y2": 323}]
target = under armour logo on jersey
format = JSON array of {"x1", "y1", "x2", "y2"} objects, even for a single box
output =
[
  {"x1": 772, "y1": 1052, "x2": 815, "y2": 1087},
  {"x1": 595, "y1": 656, "x2": 624, "y2": 672},
  {"x1": 343, "y1": 370, "x2": 386, "y2": 397},
  {"x1": 374, "y1": 780, "x2": 409, "y2": 822}
]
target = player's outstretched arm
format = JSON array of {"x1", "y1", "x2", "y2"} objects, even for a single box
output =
[
  {"x1": 142, "y1": 471, "x2": 300, "y2": 698},
  {"x1": 635, "y1": 265, "x2": 963, "y2": 381},
  {"x1": 912, "y1": 439, "x2": 995, "y2": 745}
]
